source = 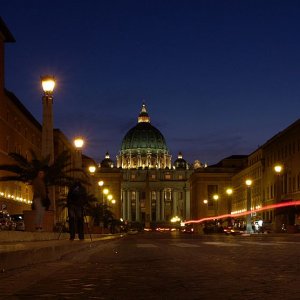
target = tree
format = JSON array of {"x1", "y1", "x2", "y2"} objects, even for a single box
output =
[
  {"x1": 0, "y1": 150, "x2": 87, "y2": 187},
  {"x1": 87, "y1": 202, "x2": 115, "y2": 228}
]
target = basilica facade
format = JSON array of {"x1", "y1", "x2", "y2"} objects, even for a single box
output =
[{"x1": 99, "y1": 104, "x2": 193, "y2": 227}]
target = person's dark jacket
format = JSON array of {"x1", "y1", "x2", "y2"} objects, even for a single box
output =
[{"x1": 67, "y1": 183, "x2": 87, "y2": 207}]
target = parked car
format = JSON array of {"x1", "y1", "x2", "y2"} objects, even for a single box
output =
[
  {"x1": 180, "y1": 225, "x2": 194, "y2": 233},
  {"x1": 10, "y1": 214, "x2": 25, "y2": 231},
  {"x1": 223, "y1": 226, "x2": 245, "y2": 235},
  {"x1": 0, "y1": 211, "x2": 16, "y2": 231}
]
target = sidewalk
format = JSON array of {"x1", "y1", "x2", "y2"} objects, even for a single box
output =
[{"x1": 0, "y1": 231, "x2": 124, "y2": 271}]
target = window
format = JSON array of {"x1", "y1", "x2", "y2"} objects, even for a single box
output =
[
  {"x1": 165, "y1": 174, "x2": 171, "y2": 180},
  {"x1": 131, "y1": 191, "x2": 136, "y2": 200},
  {"x1": 164, "y1": 189, "x2": 171, "y2": 201},
  {"x1": 151, "y1": 191, "x2": 156, "y2": 200}
]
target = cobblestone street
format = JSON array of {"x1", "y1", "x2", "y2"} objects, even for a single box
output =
[{"x1": 1, "y1": 233, "x2": 300, "y2": 299}]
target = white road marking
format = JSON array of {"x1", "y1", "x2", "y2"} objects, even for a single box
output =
[
  {"x1": 241, "y1": 241, "x2": 279, "y2": 246},
  {"x1": 136, "y1": 244, "x2": 158, "y2": 248},
  {"x1": 203, "y1": 242, "x2": 242, "y2": 247},
  {"x1": 276, "y1": 241, "x2": 300, "y2": 244},
  {"x1": 171, "y1": 243, "x2": 201, "y2": 248}
]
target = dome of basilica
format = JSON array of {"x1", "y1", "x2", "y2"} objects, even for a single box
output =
[
  {"x1": 121, "y1": 122, "x2": 168, "y2": 152},
  {"x1": 117, "y1": 104, "x2": 171, "y2": 169}
]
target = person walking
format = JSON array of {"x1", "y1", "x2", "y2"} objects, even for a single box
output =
[
  {"x1": 67, "y1": 181, "x2": 87, "y2": 240},
  {"x1": 32, "y1": 170, "x2": 47, "y2": 231}
]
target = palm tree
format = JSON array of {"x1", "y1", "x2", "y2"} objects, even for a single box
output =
[
  {"x1": 87, "y1": 202, "x2": 114, "y2": 228},
  {"x1": 0, "y1": 149, "x2": 87, "y2": 187}
]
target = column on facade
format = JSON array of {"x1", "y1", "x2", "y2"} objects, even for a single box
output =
[
  {"x1": 156, "y1": 191, "x2": 160, "y2": 221},
  {"x1": 161, "y1": 190, "x2": 165, "y2": 221},
  {"x1": 185, "y1": 187, "x2": 190, "y2": 220},
  {"x1": 136, "y1": 191, "x2": 140, "y2": 221},
  {"x1": 173, "y1": 190, "x2": 177, "y2": 217},
  {"x1": 127, "y1": 190, "x2": 131, "y2": 221},
  {"x1": 122, "y1": 190, "x2": 127, "y2": 220}
]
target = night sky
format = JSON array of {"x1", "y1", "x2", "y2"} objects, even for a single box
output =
[{"x1": 2, "y1": 0, "x2": 300, "y2": 165}]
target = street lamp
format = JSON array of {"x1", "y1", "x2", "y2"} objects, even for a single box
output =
[
  {"x1": 226, "y1": 188, "x2": 233, "y2": 225},
  {"x1": 41, "y1": 75, "x2": 56, "y2": 163},
  {"x1": 274, "y1": 164, "x2": 283, "y2": 202},
  {"x1": 41, "y1": 76, "x2": 55, "y2": 95},
  {"x1": 103, "y1": 188, "x2": 109, "y2": 205},
  {"x1": 274, "y1": 164, "x2": 283, "y2": 174},
  {"x1": 226, "y1": 188, "x2": 233, "y2": 196},
  {"x1": 111, "y1": 199, "x2": 116, "y2": 204},
  {"x1": 74, "y1": 137, "x2": 84, "y2": 149},
  {"x1": 73, "y1": 137, "x2": 84, "y2": 178},
  {"x1": 98, "y1": 180, "x2": 104, "y2": 187},
  {"x1": 213, "y1": 194, "x2": 219, "y2": 216},
  {"x1": 88, "y1": 165, "x2": 96, "y2": 174},
  {"x1": 101, "y1": 188, "x2": 109, "y2": 230},
  {"x1": 107, "y1": 194, "x2": 113, "y2": 201},
  {"x1": 203, "y1": 199, "x2": 208, "y2": 204},
  {"x1": 245, "y1": 179, "x2": 253, "y2": 234},
  {"x1": 41, "y1": 76, "x2": 56, "y2": 212}
]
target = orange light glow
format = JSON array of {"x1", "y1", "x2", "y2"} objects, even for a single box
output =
[{"x1": 184, "y1": 200, "x2": 300, "y2": 225}]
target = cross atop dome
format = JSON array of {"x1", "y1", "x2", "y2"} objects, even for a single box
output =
[{"x1": 138, "y1": 103, "x2": 150, "y2": 123}]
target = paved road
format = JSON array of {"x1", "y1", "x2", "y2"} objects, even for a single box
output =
[{"x1": 1, "y1": 233, "x2": 300, "y2": 299}]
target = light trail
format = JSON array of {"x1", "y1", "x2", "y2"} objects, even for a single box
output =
[{"x1": 184, "y1": 200, "x2": 300, "y2": 225}]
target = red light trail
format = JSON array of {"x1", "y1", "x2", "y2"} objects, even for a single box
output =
[{"x1": 184, "y1": 200, "x2": 300, "y2": 225}]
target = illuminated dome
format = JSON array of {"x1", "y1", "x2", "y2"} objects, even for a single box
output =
[
  {"x1": 101, "y1": 152, "x2": 114, "y2": 168},
  {"x1": 174, "y1": 152, "x2": 188, "y2": 170},
  {"x1": 117, "y1": 104, "x2": 171, "y2": 169}
]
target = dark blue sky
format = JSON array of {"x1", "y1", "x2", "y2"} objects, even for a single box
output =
[{"x1": 2, "y1": 0, "x2": 300, "y2": 165}]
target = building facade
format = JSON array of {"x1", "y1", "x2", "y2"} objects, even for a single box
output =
[
  {"x1": 0, "y1": 19, "x2": 40, "y2": 213},
  {"x1": 96, "y1": 105, "x2": 193, "y2": 227},
  {"x1": 190, "y1": 120, "x2": 300, "y2": 232}
]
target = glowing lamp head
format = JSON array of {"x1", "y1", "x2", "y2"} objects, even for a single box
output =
[
  {"x1": 103, "y1": 188, "x2": 109, "y2": 195},
  {"x1": 74, "y1": 137, "x2": 84, "y2": 149},
  {"x1": 41, "y1": 75, "x2": 55, "y2": 94},
  {"x1": 98, "y1": 180, "x2": 104, "y2": 187},
  {"x1": 245, "y1": 179, "x2": 252, "y2": 187},
  {"x1": 213, "y1": 194, "x2": 219, "y2": 200},
  {"x1": 274, "y1": 165, "x2": 283, "y2": 174},
  {"x1": 226, "y1": 188, "x2": 233, "y2": 195},
  {"x1": 111, "y1": 199, "x2": 116, "y2": 204},
  {"x1": 107, "y1": 194, "x2": 113, "y2": 201},
  {"x1": 88, "y1": 165, "x2": 96, "y2": 174},
  {"x1": 203, "y1": 199, "x2": 208, "y2": 204}
]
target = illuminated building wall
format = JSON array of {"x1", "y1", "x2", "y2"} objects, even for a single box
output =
[{"x1": 0, "y1": 19, "x2": 41, "y2": 213}]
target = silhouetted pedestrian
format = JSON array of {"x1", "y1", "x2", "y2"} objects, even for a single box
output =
[{"x1": 67, "y1": 181, "x2": 87, "y2": 240}]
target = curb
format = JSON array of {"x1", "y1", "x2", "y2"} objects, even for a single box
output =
[{"x1": 0, "y1": 233, "x2": 124, "y2": 271}]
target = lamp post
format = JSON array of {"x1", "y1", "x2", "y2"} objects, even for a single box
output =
[
  {"x1": 73, "y1": 137, "x2": 84, "y2": 181},
  {"x1": 274, "y1": 164, "x2": 283, "y2": 203},
  {"x1": 226, "y1": 188, "x2": 233, "y2": 226},
  {"x1": 274, "y1": 164, "x2": 283, "y2": 232},
  {"x1": 41, "y1": 76, "x2": 56, "y2": 212},
  {"x1": 41, "y1": 76, "x2": 55, "y2": 164},
  {"x1": 89, "y1": 165, "x2": 96, "y2": 174},
  {"x1": 245, "y1": 179, "x2": 253, "y2": 234},
  {"x1": 213, "y1": 194, "x2": 219, "y2": 216},
  {"x1": 102, "y1": 188, "x2": 109, "y2": 230}
]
